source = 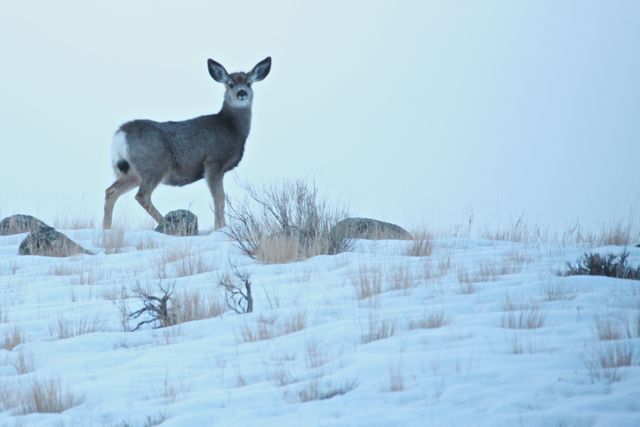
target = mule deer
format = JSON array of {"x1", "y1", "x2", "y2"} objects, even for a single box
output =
[{"x1": 103, "y1": 57, "x2": 272, "y2": 230}]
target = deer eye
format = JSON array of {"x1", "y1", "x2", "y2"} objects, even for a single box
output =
[
  {"x1": 228, "y1": 83, "x2": 235, "y2": 89},
  {"x1": 247, "y1": 82, "x2": 252, "y2": 88}
]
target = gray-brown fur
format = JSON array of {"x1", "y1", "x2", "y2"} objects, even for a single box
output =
[{"x1": 103, "y1": 57, "x2": 271, "y2": 230}]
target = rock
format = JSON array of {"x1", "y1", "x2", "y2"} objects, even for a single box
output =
[
  {"x1": 155, "y1": 210, "x2": 198, "y2": 236},
  {"x1": 19, "y1": 226, "x2": 92, "y2": 257},
  {"x1": 0, "y1": 214, "x2": 49, "y2": 236},
  {"x1": 330, "y1": 217, "x2": 413, "y2": 242}
]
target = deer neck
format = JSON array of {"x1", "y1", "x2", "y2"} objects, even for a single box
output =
[{"x1": 219, "y1": 103, "x2": 252, "y2": 141}]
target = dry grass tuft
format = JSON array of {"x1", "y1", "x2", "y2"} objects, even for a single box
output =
[
  {"x1": 239, "y1": 314, "x2": 279, "y2": 343},
  {"x1": 134, "y1": 236, "x2": 160, "y2": 251},
  {"x1": 11, "y1": 348, "x2": 34, "y2": 375},
  {"x1": 48, "y1": 315, "x2": 105, "y2": 340},
  {"x1": 388, "y1": 265, "x2": 414, "y2": 294},
  {"x1": 406, "y1": 232, "x2": 433, "y2": 257},
  {"x1": 255, "y1": 233, "x2": 305, "y2": 264},
  {"x1": 361, "y1": 312, "x2": 396, "y2": 344},
  {"x1": 53, "y1": 215, "x2": 95, "y2": 230},
  {"x1": 93, "y1": 228, "x2": 127, "y2": 254},
  {"x1": 456, "y1": 270, "x2": 477, "y2": 295},
  {"x1": 593, "y1": 314, "x2": 638, "y2": 341},
  {"x1": 388, "y1": 363, "x2": 404, "y2": 392},
  {"x1": 154, "y1": 245, "x2": 211, "y2": 279},
  {"x1": 586, "y1": 342, "x2": 637, "y2": 383},
  {"x1": 238, "y1": 310, "x2": 307, "y2": 343},
  {"x1": 408, "y1": 308, "x2": 450, "y2": 329},
  {"x1": 457, "y1": 260, "x2": 521, "y2": 293},
  {"x1": 2, "y1": 325, "x2": 25, "y2": 351},
  {"x1": 305, "y1": 338, "x2": 329, "y2": 369},
  {"x1": 281, "y1": 310, "x2": 307, "y2": 336},
  {"x1": 501, "y1": 299, "x2": 546, "y2": 330},
  {"x1": 19, "y1": 377, "x2": 84, "y2": 414},
  {"x1": 540, "y1": 280, "x2": 576, "y2": 301},
  {"x1": 352, "y1": 266, "x2": 383, "y2": 300},
  {"x1": 172, "y1": 288, "x2": 226, "y2": 324},
  {"x1": 295, "y1": 378, "x2": 358, "y2": 402},
  {"x1": 479, "y1": 215, "x2": 548, "y2": 243}
]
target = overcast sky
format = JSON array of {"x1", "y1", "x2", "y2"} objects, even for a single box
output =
[{"x1": 1, "y1": 1, "x2": 638, "y2": 232}]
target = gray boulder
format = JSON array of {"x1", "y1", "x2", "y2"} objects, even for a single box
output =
[
  {"x1": 155, "y1": 210, "x2": 198, "y2": 236},
  {"x1": 330, "y1": 217, "x2": 413, "y2": 242},
  {"x1": 19, "y1": 226, "x2": 92, "y2": 257},
  {"x1": 0, "y1": 214, "x2": 49, "y2": 236}
]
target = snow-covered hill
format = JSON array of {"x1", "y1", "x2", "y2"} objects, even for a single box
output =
[{"x1": 0, "y1": 228, "x2": 639, "y2": 426}]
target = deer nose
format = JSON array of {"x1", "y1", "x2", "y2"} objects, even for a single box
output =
[{"x1": 236, "y1": 90, "x2": 248, "y2": 100}]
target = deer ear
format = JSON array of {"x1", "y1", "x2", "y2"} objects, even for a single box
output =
[
  {"x1": 208, "y1": 59, "x2": 229, "y2": 83},
  {"x1": 249, "y1": 57, "x2": 271, "y2": 82}
]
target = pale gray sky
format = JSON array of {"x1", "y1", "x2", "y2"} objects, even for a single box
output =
[{"x1": 1, "y1": 1, "x2": 638, "y2": 232}]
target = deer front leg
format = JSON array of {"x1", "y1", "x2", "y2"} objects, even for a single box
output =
[{"x1": 205, "y1": 166, "x2": 225, "y2": 229}]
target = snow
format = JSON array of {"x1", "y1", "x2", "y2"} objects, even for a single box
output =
[{"x1": 0, "y1": 229, "x2": 639, "y2": 426}]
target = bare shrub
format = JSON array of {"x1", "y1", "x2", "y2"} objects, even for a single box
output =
[
  {"x1": 219, "y1": 266, "x2": 253, "y2": 314},
  {"x1": 129, "y1": 282, "x2": 176, "y2": 331},
  {"x1": 93, "y1": 228, "x2": 127, "y2": 254},
  {"x1": 361, "y1": 312, "x2": 396, "y2": 344},
  {"x1": 48, "y1": 315, "x2": 105, "y2": 339},
  {"x1": 586, "y1": 342, "x2": 637, "y2": 383},
  {"x1": 563, "y1": 250, "x2": 640, "y2": 281},
  {"x1": 225, "y1": 180, "x2": 350, "y2": 263},
  {"x1": 352, "y1": 266, "x2": 383, "y2": 300},
  {"x1": 406, "y1": 232, "x2": 433, "y2": 257},
  {"x1": 2, "y1": 325, "x2": 24, "y2": 351},
  {"x1": 19, "y1": 377, "x2": 84, "y2": 414},
  {"x1": 409, "y1": 309, "x2": 450, "y2": 329}
]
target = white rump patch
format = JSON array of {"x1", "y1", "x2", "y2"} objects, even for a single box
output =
[{"x1": 111, "y1": 130, "x2": 129, "y2": 166}]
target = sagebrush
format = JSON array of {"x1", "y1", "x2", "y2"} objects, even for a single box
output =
[
  {"x1": 563, "y1": 250, "x2": 640, "y2": 281},
  {"x1": 225, "y1": 180, "x2": 350, "y2": 263}
]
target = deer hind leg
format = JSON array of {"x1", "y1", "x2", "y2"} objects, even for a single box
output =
[
  {"x1": 134, "y1": 178, "x2": 164, "y2": 224},
  {"x1": 103, "y1": 175, "x2": 140, "y2": 229}
]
